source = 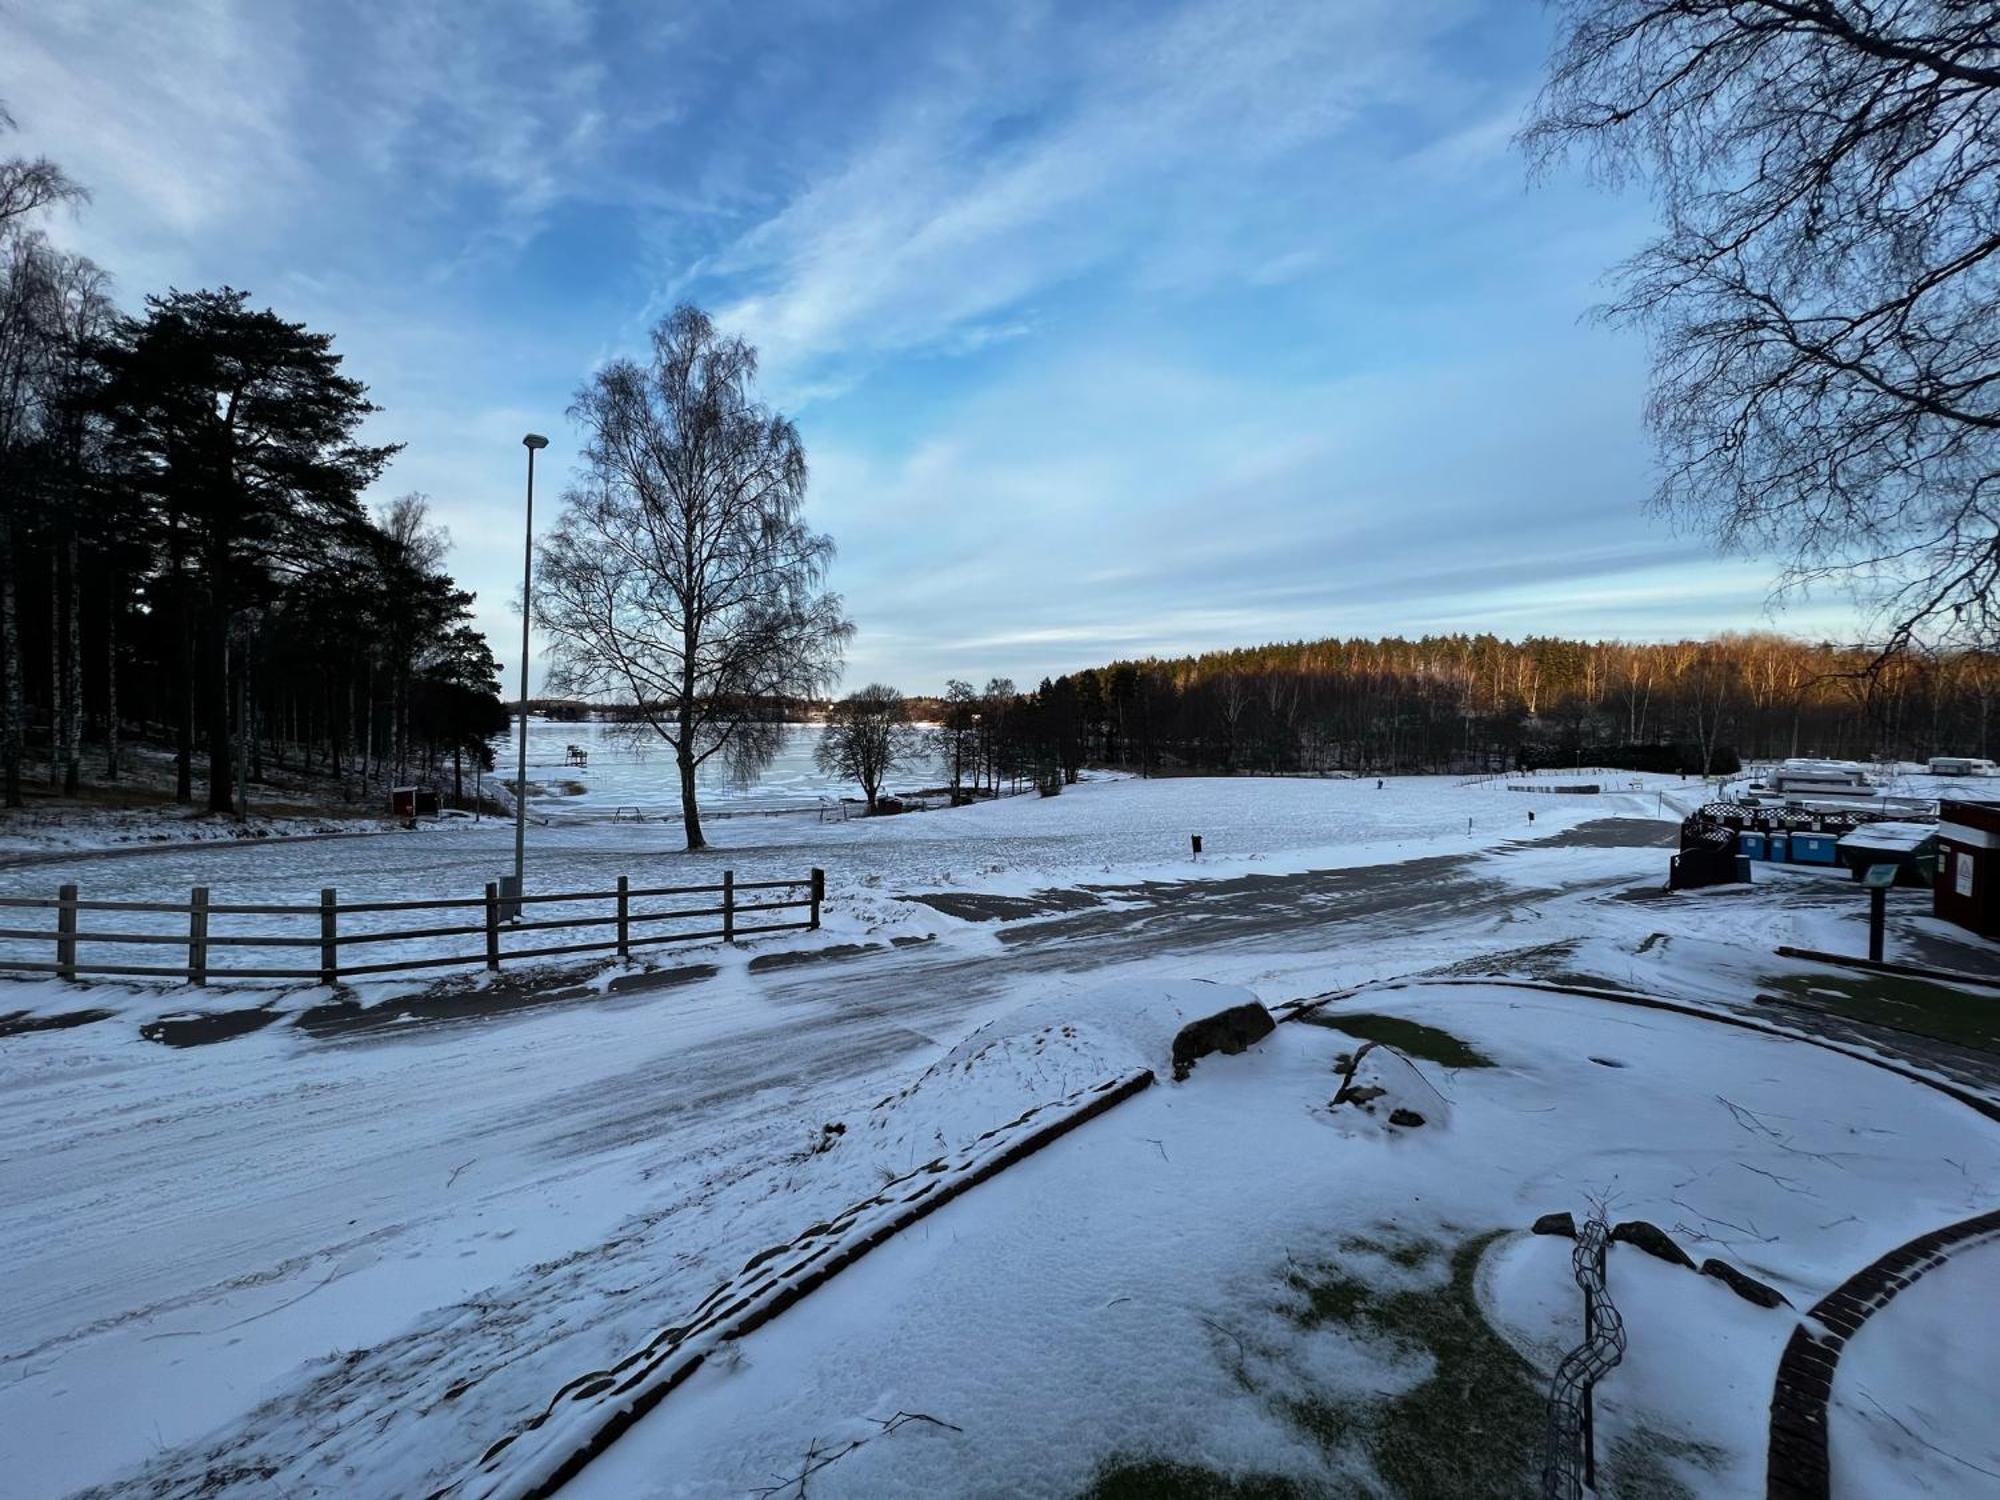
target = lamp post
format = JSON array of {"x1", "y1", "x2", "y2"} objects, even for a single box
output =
[{"x1": 509, "y1": 433, "x2": 550, "y2": 918}]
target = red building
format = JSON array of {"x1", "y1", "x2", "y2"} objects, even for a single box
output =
[{"x1": 1935, "y1": 799, "x2": 2000, "y2": 941}]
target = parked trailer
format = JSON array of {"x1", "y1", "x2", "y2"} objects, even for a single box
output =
[{"x1": 1928, "y1": 756, "x2": 1997, "y2": 776}]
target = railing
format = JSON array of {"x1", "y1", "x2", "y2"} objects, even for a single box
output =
[
  {"x1": 0, "y1": 868, "x2": 824, "y2": 987},
  {"x1": 1541, "y1": 1216, "x2": 1626, "y2": 1500}
]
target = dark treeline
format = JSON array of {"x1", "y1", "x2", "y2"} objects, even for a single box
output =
[
  {"x1": 0, "y1": 116, "x2": 506, "y2": 814},
  {"x1": 937, "y1": 634, "x2": 2000, "y2": 783}
]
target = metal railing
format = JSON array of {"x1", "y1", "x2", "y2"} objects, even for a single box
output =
[
  {"x1": 0, "y1": 868, "x2": 824, "y2": 986},
  {"x1": 1541, "y1": 1216, "x2": 1626, "y2": 1500}
]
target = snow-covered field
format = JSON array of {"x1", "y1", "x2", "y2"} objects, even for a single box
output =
[
  {"x1": 556, "y1": 983, "x2": 2000, "y2": 1499},
  {"x1": 0, "y1": 769, "x2": 1990, "y2": 1499},
  {"x1": 0, "y1": 771, "x2": 1701, "y2": 998}
]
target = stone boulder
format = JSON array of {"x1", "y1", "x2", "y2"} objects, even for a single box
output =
[
  {"x1": 1328, "y1": 1042, "x2": 1452, "y2": 1132},
  {"x1": 1700, "y1": 1258, "x2": 1791, "y2": 1309},
  {"x1": 1171, "y1": 1001, "x2": 1276, "y2": 1081},
  {"x1": 1610, "y1": 1219, "x2": 1697, "y2": 1270}
]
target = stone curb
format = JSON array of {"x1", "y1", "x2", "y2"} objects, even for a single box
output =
[{"x1": 1766, "y1": 1210, "x2": 2000, "y2": 1500}]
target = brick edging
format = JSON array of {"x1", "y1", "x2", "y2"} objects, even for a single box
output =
[{"x1": 1767, "y1": 1209, "x2": 2000, "y2": 1500}]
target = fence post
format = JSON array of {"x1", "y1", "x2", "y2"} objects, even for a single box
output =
[
  {"x1": 56, "y1": 883, "x2": 77, "y2": 981},
  {"x1": 189, "y1": 886, "x2": 209, "y2": 987},
  {"x1": 616, "y1": 875, "x2": 630, "y2": 959},
  {"x1": 810, "y1": 867, "x2": 824, "y2": 930},
  {"x1": 320, "y1": 888, "x2": 338, "y2": 986},
  {"x1": 484, "y1": 882, "x2": 501, "y2": 973},
  {"x1": 722, "y1": 870, "x2": 735, "y2": 942}
]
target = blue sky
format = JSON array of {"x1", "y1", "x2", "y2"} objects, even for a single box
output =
[{"x1": 2, "y1": 0, "x2": 1854, "y2": 693}]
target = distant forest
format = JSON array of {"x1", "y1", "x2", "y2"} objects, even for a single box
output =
[{"x1": 932, "y1": 634, "x2": 1999, "y2": 785}]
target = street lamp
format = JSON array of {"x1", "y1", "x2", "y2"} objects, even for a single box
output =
[{"x1": 507, "y1": 433, "x2": 550, "y2": 919}]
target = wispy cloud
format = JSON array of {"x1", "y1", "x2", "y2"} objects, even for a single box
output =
[{"x1": 694, "y1": 0, "x2": 1468, "y2": 391}]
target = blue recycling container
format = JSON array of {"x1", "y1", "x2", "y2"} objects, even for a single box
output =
[
  {"x1": 1792, "y1": 833, "x2": 1838, "y2": 865},
  {"x1": 1767, "y1": 832, "x2": 1790, "y2": 863},
  {"x1": 1739, "y1": 832, "x2": 1767, "y2": 860}
]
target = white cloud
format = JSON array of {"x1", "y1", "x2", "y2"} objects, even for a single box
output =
[{"x1": 698, "y1": 0, "x2": 1469, "y2": 390}]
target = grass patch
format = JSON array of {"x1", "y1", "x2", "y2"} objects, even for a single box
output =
[
  {"x1": 1762, "y1": 970, "x2": 2000, "y2": 1053},
  {"x1": 1078, "y1": 1231, "x2": 1708, "y2": 1500},
  {"x1": 1275, "y1": 1232, "x2": 1543, "y2": 1499},
  {"x1": 1299, "y1": 1012, "x2": 1494, "y2": 1069},
  {"x1": 1079, "y1": 1459, "x2": 1321, "y2": 1500}
]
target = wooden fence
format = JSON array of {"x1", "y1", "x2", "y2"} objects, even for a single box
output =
[{"x1": 0, "y1": 868, "x2": 824, "y2": 986}]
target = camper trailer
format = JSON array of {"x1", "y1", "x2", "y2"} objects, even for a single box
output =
[
  {"x1": 1746, "y1": 759, "x2": 1880, "y2": 803},
  {"x1": 1928, "y1": 756, "x2": 1997, "y2": 777}
]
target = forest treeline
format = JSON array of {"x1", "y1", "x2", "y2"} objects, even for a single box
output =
[
  {"x1": 0, "y1": 122, "x2": 506, "y2": 813},
  {"x1": 911, "y1": 634, "x2": 2000, "y2": 787}
]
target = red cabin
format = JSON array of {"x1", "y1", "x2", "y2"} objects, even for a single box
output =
[{"x1": 1934, "y1": 799, "x2": 2000, "y2": 941}]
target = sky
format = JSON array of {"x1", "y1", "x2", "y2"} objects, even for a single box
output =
[{"x1": 0, "y1": 0, "x2": 1860, "y2": 695}]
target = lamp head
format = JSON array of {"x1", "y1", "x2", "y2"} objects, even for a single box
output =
[{"x1": 522, "y1": 433, "x2": 550, "y2": 451}]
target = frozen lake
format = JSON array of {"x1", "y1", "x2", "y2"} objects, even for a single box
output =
[{"x1": 490, "y1": 717, "x2": 948, "y2": 819}]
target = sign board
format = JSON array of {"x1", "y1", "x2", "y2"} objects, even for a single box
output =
[
  {"x1": 1862, "y1": 863, "x2": 1898, "y2": 889},
  {"x1": 1958, "y1": 850, "x2": 1976, "y2": 897}
]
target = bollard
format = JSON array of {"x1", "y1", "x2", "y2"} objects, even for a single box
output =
[{"x1": 1191, "y1": 834, "x2": 1202, "y2": 859}]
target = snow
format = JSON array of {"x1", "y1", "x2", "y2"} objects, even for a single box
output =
[
  {"x1": 0, "y1": 769, "x2": 1989, "y2": 1499},
  {"x1": 1836, "y1": 821, "x2": 1937, "y2": 854},
  {"x1": 0, "y1": 771, "x2": 1691, "y2": 1001},
  {"x1": 556, "y1": 984, "x2": 2000, "y2": 1499},
  {"x1": 1827, "y1": 1238, "x2": 2000, "y2": 1499}
]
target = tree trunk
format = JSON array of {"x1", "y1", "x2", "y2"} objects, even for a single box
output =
[
  {"x1": 60, "y1": 531, "x2": 80, "y2": 796},
  {"x1": 0, "y1": 508, "x2": 22, "y2": 809},
  {"x1": 676, "y1": 742, "x2": 705, "y2": 850},
  {"x1": 205, "y1": 601, "x2": 233, "y2": 814},
  {"x1": 174, "y1": 573, "x2": 194, "y2": 804},
  {"x1": 103, "y1": 570, "x2": 119, "y2": 780},
  {"x1": 234, "y1": 626, "x2": 249, "y2": 819}
]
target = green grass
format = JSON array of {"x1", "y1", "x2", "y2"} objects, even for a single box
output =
[
  {"x1": 1079, "y1": 1460, "x2": 1321, "y2": 1500},
  {"x1": 1275, "y1": 1232, "x2": 1544, "y2": 1499},
  {"x1": 1078, "y1": 1233, "x2": 1543, "y2": 1500},
  {"x1": 1298, "y1": 1012, "x2": 1495, "y2": 1069},
  {"x1": 1762, "y1": 970, "x2": 2000, "y2": 1053}
]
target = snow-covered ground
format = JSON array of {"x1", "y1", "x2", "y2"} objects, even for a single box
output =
[
  {"x1": 0, "y1": 770, "x2": 1989, "y2": 1499},
  {"x1": 1827, "y1": 1238, "x2": 2000, "y2": 1499},
  {"x1": 554, "y1": 983, "x2": 2000, "y2": 1499},
  {"x1": 0, "y1": 771, "x2": 1700, "y2": 999}
]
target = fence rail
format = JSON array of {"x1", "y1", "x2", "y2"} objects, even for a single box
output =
[{"x1": 0, "y1": 868, "x2": 824, "y2": 987}]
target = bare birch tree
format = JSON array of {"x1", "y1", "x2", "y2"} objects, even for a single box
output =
[
  {"x1": 816, "y1": 684, "x2": 922, "y2": 812},
  {"x1": 1526, "y1": 2, "x2": 2000, "y2": 655},
  {"x1": 535, "y1": 305, "x2": 850, "y2": 850}
]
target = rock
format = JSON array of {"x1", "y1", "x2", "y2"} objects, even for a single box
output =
[
  {"x1": 1701, "y1": 1258, "x2": 1791, "y2": 1308},
  {"x1": 1610, "y1": 1219, "x2": 1697, "y2": 1269},
  {"x1": 1532, "y1": 1211, "x2": 1577, "y2": 1239},
  {"x1": 1327, "y1": 1042, "x2": 1453, "y2": 1132},
  {"x1": 1171, "y1": 1001, "x2": 1276, "y2": 1081}
]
